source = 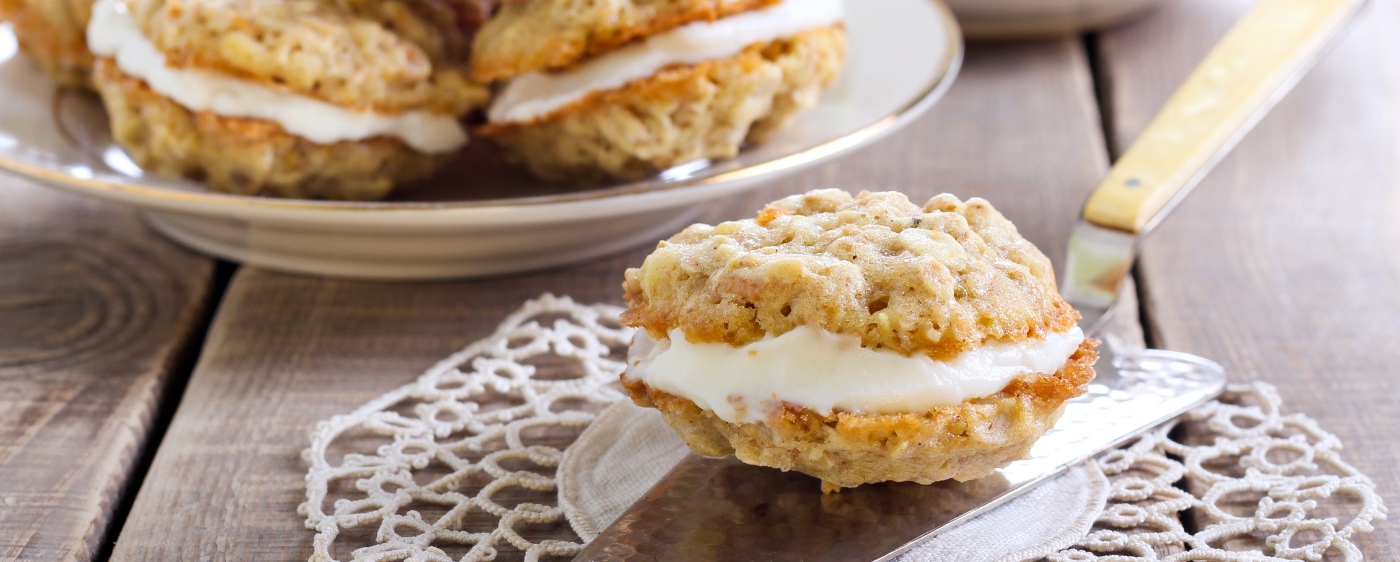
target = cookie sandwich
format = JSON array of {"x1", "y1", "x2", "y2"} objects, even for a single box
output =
[
  {"x1": 472, "y1": 0, "x2": 847, "y2": 181},
  {"x1": 85, "y1": 0, "x2": 490, "y2": 199},
  {"x1": 621, "y1": 190, "x2": 1098, "y2": 490}
]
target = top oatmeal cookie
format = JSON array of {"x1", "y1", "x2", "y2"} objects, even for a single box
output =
[
  {"x1": 127, "y1": 0, "x2": 487, "y2": 115},
  {"x1": 469, "y1": 0, "x2": 780, "y2": 82},
  {"x1": 622, "y1": 189, "x2": 1080, "y2": 359}
]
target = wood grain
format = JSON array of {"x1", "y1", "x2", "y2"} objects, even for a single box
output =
[
  {"x1": 1096, "y1": 0, "x2": 1400, "y2": 554},
  {"x1": 0, "y1": 178, "x2": 217, "y2": 561},
  {"x1": 106, "y1": 39, "x2": 1120, "y2": 562}
]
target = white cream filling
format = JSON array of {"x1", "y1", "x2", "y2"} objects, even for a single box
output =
[
  {"x1": 488, "y1": 0, "x2": 844, "y2": 124},
  {"x1": 86, "y1": 0, "x2": 466, "y2": 154},
  {"x1": 626, "y1": 325, "x2": 1086, "y2": 425}
]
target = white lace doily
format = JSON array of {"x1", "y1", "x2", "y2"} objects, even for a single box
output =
[
  {"x1": 1053, "y1": 382, "x2": 1388, "y2": 562},
  {"x1": 299, "y1": 295, "x2": 634, "y2": 562},
  {"x1": 300, "y1": 296, "x2": 1387, "y2": 562}
]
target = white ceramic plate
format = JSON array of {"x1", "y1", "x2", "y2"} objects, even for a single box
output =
[
  {"x1": 945, "y1": 0, "x2": 1171, "y2": 38},
  {"x1": 0, "y1": 0, "x2": 963, "y2": 279}
]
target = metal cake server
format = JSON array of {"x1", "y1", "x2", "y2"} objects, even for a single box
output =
[
  {"x1": 1064, "y1": 0, "x2": 1367, "y2": 336},
  {"x1": 573, "y1": 1, "x2": 1365, "y2": 560}
]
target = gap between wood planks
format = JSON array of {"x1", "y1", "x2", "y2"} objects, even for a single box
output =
[
  {"x1": 1084, "y1": 29, "x2": 1189, "y2": 546},
  {"x1": 1082, "y1": 30, "x2": 1163, "y2": 352},
  {"x1": 88, "y1": 260, "x2": 236, "y2": 562}
]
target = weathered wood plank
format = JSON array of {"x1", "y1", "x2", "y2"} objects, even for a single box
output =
[
  {"x1": 1097, "y1": 0, "x2": 1400, "y2": 554},
  {"x1": 107, "y1": 40, "x2": 1117, "y2": 562},
  {"x1": 0, "y1": 178, "x2": 217, "y2": 561}
]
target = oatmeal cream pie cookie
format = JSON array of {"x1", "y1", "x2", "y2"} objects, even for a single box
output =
[
  {"x1": 472, "y1": 0, "x2": 846, "y2": 182},
  {"x1": 84, "y1": 0, "x2": 490, "y2": 200},
  {"x1": 620, "y1": 189, "x2": 1099, "y2": 490},
  {"x1": 1, "y1": 0, "x2": 97, "y2": 86}
]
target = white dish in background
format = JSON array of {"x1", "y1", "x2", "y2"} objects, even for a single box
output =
[
  {"x1": 946, "y1": 0, "x2": 1171, "y2": 38},
  {"x1": 0, "y1": 0, "x2": 963, "y2": 280}
]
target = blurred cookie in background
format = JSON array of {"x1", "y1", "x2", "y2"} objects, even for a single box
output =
[
  {"x1": 1, "y1": 0, "x2": 96, "y2": 87},
  {"x1": 84, "y1": 0, "x2": 490, "y2": 200},
  {"x1": 473, "y1": 0, "x2": 847, "y2": 182}
]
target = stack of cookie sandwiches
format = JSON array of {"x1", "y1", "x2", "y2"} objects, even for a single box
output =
[
  {"x1": 472, "y1": 0, "x2": 848, "y2": 181},
  {"x1": 621, "y1": 189, "x2": 1098, "y2": 491},
  {"x1": 84, "y1": 0, "x2": 489, "y2": 199},
  {"x1": 4, "y1": 0, "x2": 850, "y2": 197}
]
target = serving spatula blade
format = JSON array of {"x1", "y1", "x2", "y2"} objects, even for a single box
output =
[{"x1": 572, "y1": 347, "x2": 1225, "y2": 562}]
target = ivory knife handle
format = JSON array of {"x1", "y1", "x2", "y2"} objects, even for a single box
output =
[{"x1": 1083, "y1": 0, "x2": 1365, "y2": 233}]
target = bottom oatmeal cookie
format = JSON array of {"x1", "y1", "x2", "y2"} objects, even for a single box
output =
[
  {"x1": 93, "y1": 58, "x2": 448, "y2": 201},
  {"x1": 624, "y1": 339, "x2": 1098, "y2": 489},
  {"x1": 477, "y1": 26, "x2": 846, "y2": 183}
]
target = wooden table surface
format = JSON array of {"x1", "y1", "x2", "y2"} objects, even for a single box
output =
[{"x1": 2, "y1": 0, "x2": 1397, "y2": 560}]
